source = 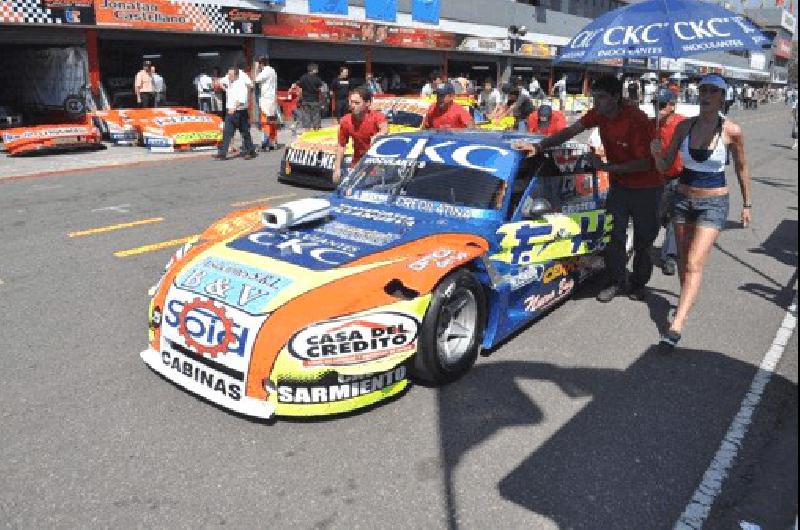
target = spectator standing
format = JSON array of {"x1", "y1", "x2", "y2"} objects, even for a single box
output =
[
  {"x1": 421, "y1": 73, "x2": 443, "y2": 98},
  {"x1": 422, "y1": 83, "x2": 474, "y2": 129},
  {"x1": 642, "y1": 79, "x2": 657, "y2": 105},
  {"x1": 514, "y1": 75, "x2": 662, "y2": 303},
  {"x1": 194, "y1": 69, "x2": 213, "y2": 113},
  {"x1": 724, "y1": 84, "x2": 734, "y2": 115},
  {"x1": 686, "y1": 80, "x2": 698, "y2": 105},
  {"x1": 552, "y1": 75, "x2": 567, "y2": 111},
  {"x1": 627, "y1": 78, "x2": 640, "y2": 104},
  {"x1": 791, "y1": 96, "x2": 797, "y2": 150},
  {"x1": 330, "y1": 66, "x2": 352, "y2": 124},
  {"x1": 506, "y1": 87, "x2": 534, "y2": 131},
  {"x1": 651, "y1": 87, "x2": 687, "y2": 276},
  {"x1": 255, "y1": 56, "x2": 279, "y2": 151},
  {"x1": 213, "y1": 67, "x2": 256, "y2": 161},
  {"x1": 134, "y1": 61, "x2": 154, "y2": 108},
  {"x1": 365, "y1": 73, "x2": 382, "y2": 95},
  {"x1": 297, "y1": 63, "x2": 324, "y2": 131},
  {"x1": 332, "y1": 86, "x2": 388, "y2": 184},
  {"x1": 151, "y1": 64, "x2": 166, "y2": 107},
  {"x1": 529, "y1": 77, "x2": 541, "y2": 99},
  {"x1": 650, "y1": 74, "x2": 752, "y2": 352},
  {"x1": 527, "y1": 103, "x2": 567, "y2": 135},
  {"x1": 477, "y1": 78, "x2": 502, "y2": 118}
]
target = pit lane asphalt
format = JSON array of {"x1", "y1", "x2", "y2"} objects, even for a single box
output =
[{"x1": 0, "y1": 106, "x2": 796, "y2": 529}]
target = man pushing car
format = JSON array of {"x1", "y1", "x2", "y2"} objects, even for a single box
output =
[{"x1": 332, "y1": 86, "x2": 389, "y2": 185}]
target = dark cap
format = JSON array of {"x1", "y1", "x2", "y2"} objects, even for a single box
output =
[
  {"x1": 655, "y1": 87, "x2": 676, "y2": 104},
  {"x1": 538, "y1": 104, "x2": 552, "y2": 122},
  {"x1": 435, "y1": 83, "x2": 455, "y2": 96}
]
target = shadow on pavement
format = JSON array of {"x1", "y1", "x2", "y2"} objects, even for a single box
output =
[{"x1": 436, "y1": 347, "x2": 797, "y2": 529}]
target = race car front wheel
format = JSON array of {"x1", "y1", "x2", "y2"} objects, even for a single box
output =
[{"x1": 412, "y1": 269, "x2": 486, "y2": 385}]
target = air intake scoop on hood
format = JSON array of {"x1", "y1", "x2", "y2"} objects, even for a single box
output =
[{"x1": 262, "y1": 198, "x2": 332, "y2": 229}]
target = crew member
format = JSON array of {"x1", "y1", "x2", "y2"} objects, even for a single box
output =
[
  {"x1": 527, "y1": 103, "x2": 567, "y2": 135},
  {"x1": 513, "y1": 75, "x2": 662, "y2": 303},
  {"x1": 332, "y1": 86, "x2": 388, "y2": 184},
  {"x1": 422, "y1": 83, "x2": 474, "y2": 130},
  {"x1": 651, "y1": 88, "x2": 686, "y2": 277},
  {"x1": 213, "y1": 67, "x2": 256, "y2": 161},
  {"x1": 134, "y1": 61, "x2": 154, "y2": 108},
  {"x1": 255, "y1": 56, "x2": 279, "y2": 151}
]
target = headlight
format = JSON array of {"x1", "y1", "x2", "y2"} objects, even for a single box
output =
[{"x1": 148, "y1": 240, "x2": 197, "y2": 296}]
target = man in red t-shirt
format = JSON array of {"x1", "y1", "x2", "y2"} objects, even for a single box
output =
[
  {"x1": 422, "y1": 83, "x2": 473, "y2": 130},
  {"x1": 333, "y1": 86, "x2": 388, "y2": 184},
  {"x1": 513, "y1": 75, "x2": 663, "y2": 302},
  {"x1": 527, "y1": 104, "x2": 567, "y2": 135},
  {"x1": 652, "y1": 87, "x2": 686, "y2": 277}
]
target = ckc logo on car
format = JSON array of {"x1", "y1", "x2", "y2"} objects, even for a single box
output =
[
  {"x1": 289, "y1": 312, "x2": 420, "y2": 367},
  {"x1": 367, "y1": 137, "x2": 511, "y2": 174},
  {"x1": 570, "y1": 17, "x2": 755, "y2": 49}
]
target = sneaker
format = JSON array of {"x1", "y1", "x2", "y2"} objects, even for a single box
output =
[
  {"x1": 662, "y1": 257, "x2": 677, "y2": 276},
  {"x1": 597, "y1": 282, "x2": 625, "y2": 303},
  {"x1": 243, "y1": 151, "x2": 257, "y2": 160},
  {"x1": 656, "y1": 330, "x2": 681, "y2": 354},
  {"x1": 212, "y1": 154, "x2": 227, "y2": 161}
]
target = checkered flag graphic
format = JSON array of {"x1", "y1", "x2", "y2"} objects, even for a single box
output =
[
  {"x1": 0, "y1": 0, "x2": 58, "y2": 24},
  {"x1": 177, "y1": 1, "x2": 239, "y2": 34}
]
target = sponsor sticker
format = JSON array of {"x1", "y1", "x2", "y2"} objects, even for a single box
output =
[
  {"x1": 161, "y1": 349, "x2": 242, "y2": 401},
  {"x1": 289, "y1": 312, "x2": 419, "y2": 367},
  {"x1": 408, "y1": 248, "x2": 469, "y2": 272},
  {"x1": 524, "y1": 277, "x2": 575, "y2": 312},
  {"x1": 315, "y1": 221, "x2": 400, "y2": 246},
  {"x1": 286, "y1": 148, "x2": 336, "y2": 170},
  {"x1": 277, "y1": 365, "x2": 407, "y2": 404},
  {"x1": 163, "y1": 297, "x2": 254, "y2": 358},
  {"x1": 177, "y1": 257, "x2": 292, "y2": 314},
  {"x1": 335, "y1": 204, "x2": 416, "y2": 227},
  {"x1": 173, "y1": 130, "x2": 221, "y2": 143}
]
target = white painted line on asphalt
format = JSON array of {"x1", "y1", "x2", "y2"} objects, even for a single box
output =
[
  {"x1": 92, "y1": 204, "x2": 131, "y2": 213},
  {"x1": 29, "y1": 184, "x2": 64, "y2": 191},
  {"x1": 675, "y1": 293, "x2": 798, "y2": 530}
]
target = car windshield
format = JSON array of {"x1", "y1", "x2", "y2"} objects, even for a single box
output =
[
  {"x1": 345, "y1": 157, "x2": 507, "y2": 210},
  {"x1": 382, "y1": 110, "x2": 423, "y2": 128},
  {"x1": 372, "y1": 99, "x2": 427, "y2": 129}
]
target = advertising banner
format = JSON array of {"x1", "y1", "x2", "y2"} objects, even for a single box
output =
[
  {"x1": 773, "y1": 37, "x2": 792, "y2": 59},
  {"x1": 94, "y1": 0, "x2": 262, "y2": 33},
  {"x1": 365, "y1": 0, "x2": 397, "y2": 23},
  {"x1": 749, "y1": 52, "x2": 766, "y2": 70},
  {"x1": 411, "y1": 0, "x2": 439, "y2": 24},
  {"x1": 262, "y1": 13, "x2": 454, "y2": 49},
  {"x1": 0, "y1": 0, "x2": 95, "y2": 25},
  {"x1": 308, "y1": 0, "x2": 347, "y2": 16},
  {"x1": 457, "y1": 37, "x2": 510, "y2": 53},
  {"x1": 518, "y1": 42, "x2": 554, "y2": 58}
]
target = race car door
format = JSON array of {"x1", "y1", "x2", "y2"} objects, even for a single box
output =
[{"x1": 490, "y1": 151, "x2": 611, "y2": 331}]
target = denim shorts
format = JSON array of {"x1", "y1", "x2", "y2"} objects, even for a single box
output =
[{"x1": 672, "y1": 192, "x2": 730, "y2": 230}]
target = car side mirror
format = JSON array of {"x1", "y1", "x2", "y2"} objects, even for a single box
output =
[{"x1": 522, "y1": 197, "x2": 552, "y2": 219}]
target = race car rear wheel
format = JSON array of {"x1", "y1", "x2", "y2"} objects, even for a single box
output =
[{"x1": 412, "y1": 269, "x2": 486, "y2": 385}]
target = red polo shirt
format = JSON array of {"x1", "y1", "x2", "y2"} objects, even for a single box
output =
[
  {"x1": 580, "y1": 104, "x2": 661, "y2": 188},
  {"x1": 527, "y1": 110, "x2": 567, "y2": 135},
  {"x1": 423, "y1": 102, "x2": 472, "y2": 129},
  {"x1": 652, "y1": 113, "x2": 686, "y2": 179},
  {"x1": 338, "y1": 109, "x2": 387, "y2": 165}
]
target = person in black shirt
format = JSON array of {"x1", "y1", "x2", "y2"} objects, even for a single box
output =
[
  {"x1": 330, "y1": 66, "x2": 351, "y2": 124},
  {"x1": 297, "y1": 63, "x2": 324, "y2": 131},
  {"x1": 507, "y1": 87, "x2": 534, "y2": 131}
]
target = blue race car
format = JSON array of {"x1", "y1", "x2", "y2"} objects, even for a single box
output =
[{"x1": 142, "y1": 130, "x2": 621, "y2": 420}]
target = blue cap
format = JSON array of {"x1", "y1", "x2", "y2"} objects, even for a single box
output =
[
  {"x1": 435, "y1": 83, "x2": 455, "y2": 96},
  {"x1": 655, "y1": 87, "x2": 677, "y2": 104},
  {"x1": 538, "y1": 104, "x2": 552, "y2": 121},
  {"x1": 699, "y1": 74, "x2": 727, "y2": 91}
]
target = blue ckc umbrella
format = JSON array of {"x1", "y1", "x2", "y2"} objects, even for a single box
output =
[{"x1": 557, "y1": 0, "x2": 771, "y2": 62}]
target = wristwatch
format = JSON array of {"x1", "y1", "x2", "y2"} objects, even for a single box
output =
[{"x1": 743, "y1": 203, "x2": 752, "y2": 208}]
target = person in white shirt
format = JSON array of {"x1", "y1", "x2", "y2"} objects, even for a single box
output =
[
  {"x1": 421, "y1": 72, "x2": 443, "y2": 98},
  {"x1": 150, "y1": 64, "x2": 166, "y2": 107},
  {"x1": 194, "y1": 70, "x2": 213, "y2": 113},
  {"x1": 213, "y1": 67, "x2": 256, "y2": 161},
  {"x1": 528, "y1": 77, "x2": 541, "y2": 98},
  {"x1": 552, "y1": 75, "x2": 567, "y2": 111},
  {"x1": 255, "y1": 56, "x2": 279, "y2": 151}
]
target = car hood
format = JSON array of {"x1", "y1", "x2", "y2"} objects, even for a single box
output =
[
  {"x1": 174, "y1": 198, "x2": 492, "y2": 315},
  {"x1": 289, "y1": 124, "x2": 419, "y2": 155}
]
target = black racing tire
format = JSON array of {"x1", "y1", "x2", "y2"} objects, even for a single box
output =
[{"x1": 412, "y1": 269, "x2": 486, "y2": 385}]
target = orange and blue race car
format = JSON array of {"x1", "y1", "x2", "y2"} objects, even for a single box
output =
[
  {"x1": 92, "y1": 107, "x2": 223, "y2": 152},
  {"x1": 2, "y1": 116, "x2": 102, "y2": 157},
  {"x1": 279, "y1": 96, "x2": 515, "y2": 189},
  {"x1": 141, "y1": 130, "x2": 621, "y2": 420}
]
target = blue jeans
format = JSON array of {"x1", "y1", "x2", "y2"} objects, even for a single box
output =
[
  {"x1": 672, "y1": 192, "x2": 730, "y2": 231},
  {"x1": 605, "y1": 185, "x2": 664, "y2": 288},
  {"x1": 218, "y1": 109, "x2": 254, "y2": 158}
]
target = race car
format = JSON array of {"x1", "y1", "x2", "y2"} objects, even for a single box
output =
[
  {"x1": 2, "y1": 116, "x2": 102, "y2": 157},
  {"x1": 141, "y1": 130, "x2": 619, "y2": 421},
  {"x1": 279, "y1": 96, "x2": 514, "y2": 189},
  {"x1": 92, "y1": 107, "x2": 223, "y2": 153}
]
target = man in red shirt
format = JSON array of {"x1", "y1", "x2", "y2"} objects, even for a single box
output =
[
  {"x1": 333, "y1": 86, "x2": 388, "y2": 184},
  {"x1": 652, "y1": 87, "x2": 686, "y2": 277},
  {"x1": 422, "y1": 83, "x2": 474, "y2": 130},
  {"x1": 513, "y1": 75, "x2": 662, "y2": 302},
  {"x1": 527, "y1": 104, "x2": 567, "y2": 135}
]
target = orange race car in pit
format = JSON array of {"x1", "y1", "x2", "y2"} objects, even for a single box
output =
[
  {"x1": 93, "y1": 107, "x2": 223, "y2": 153},
  {"x1": 2, "y1": 114, "x2": 102, "y2": 157}
]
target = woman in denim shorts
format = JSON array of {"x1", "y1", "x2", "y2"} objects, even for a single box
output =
[{"x1": 650, "y1": 74, "x2": 752, "y2": 352}]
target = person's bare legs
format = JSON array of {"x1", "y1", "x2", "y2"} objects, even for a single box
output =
[
  {"x1": 670, "y1": 224, "x2": 721, "y2": 334},
  {"x1": 673, "y1": 222, "x2": 693, "y2": 288}
]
